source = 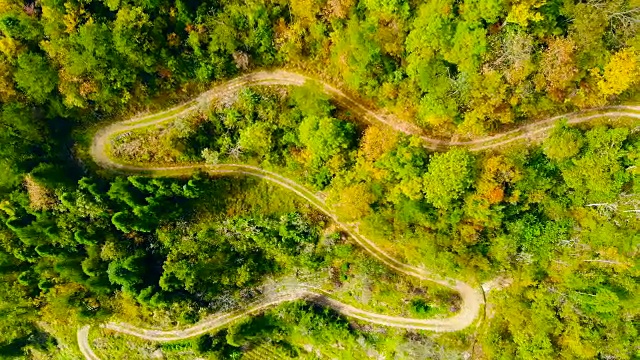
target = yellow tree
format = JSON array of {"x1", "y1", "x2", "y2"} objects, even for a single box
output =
[
  {"x1": 458, "y1": 71, "x2": 513, "y2": 136},
  {"x1": 328, "y1": 182, "x2": 375, "y2": 221},
  {"x1": 0, "y1": 36, "x2": 21, "y2": 59},
  {"x1": 0, "y1": 0, "x2": 21, "y2": 14},
  {"x1": 359, "y1": 125, "x2": 398, "y2": 162},
  {"x1": 597, "y1": 48, "x2": 640, "y2": 96},
  {"x1": 290, "y1": 0, "x2": 324, "y2": 27},
  {"x1": 357, "y1": 125, "x2": 398, "y2": 180},
  {"x1": 0, "y1": 61, "x2": 16, "y2": 102},
  {"x1": 506, "y1": 0, "x2": 546, "y2": 27}
]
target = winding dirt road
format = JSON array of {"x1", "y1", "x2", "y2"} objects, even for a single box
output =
[
  {"x1": 92, "y1": 70, "x2": 640, "y2": 156},
  {"x1": 79, "y1": 69, "x2": 638, "y2": 359}
]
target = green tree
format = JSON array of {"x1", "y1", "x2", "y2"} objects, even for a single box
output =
[
  {"x1": 330, "y1": 18, "x2": 389, "y2": 91},
  {"x1": 13, "y1": 52, "x2": 58, "y2": 103},
  {"x1": 423, "y1": 148, "x2": 474, "y2": 208},
  {"x1": 560, "y1": 126, "x2": 630, "y2": 204},
  {"x1": 290, "y1": 82, "x2": 334, "y2": 118},
  {"x1": 112, "y1": 6, "x2": 156, "y2": 69},
  {"x1": 238, "y1": 122, "x2": 272, "y2": 157},
  {"x1": 405, "y1": 0, "x2": 455, "y2": 74},
  {"x1": 543, "y1": 122, "x2": 585, "y2": 161},
  {"x1": 378, "y1": 137, "x2": 430, "y2": 201},
  {"x1": 328, "y1": 183, "x2": 375, "y2": 220},
  {"x1": 446, "y1": 21, "x2": 487, "y2": 73},
  {"x1": 461, "y1": 0, "x2": 505, "y2": 24},
  {"x1": 298, "y1": 116, "x2": 355, "y2": 164}
]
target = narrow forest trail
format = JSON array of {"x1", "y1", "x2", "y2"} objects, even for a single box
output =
[
  {"x1": 92, "y1": 69, "x2": 640, "y2": 160},
  {"x1": 77, "y1": 326, "x2": 101, "y2": 360},
  {"x1": 79, "y1": 69, "x2": 639, "y2": 359}
]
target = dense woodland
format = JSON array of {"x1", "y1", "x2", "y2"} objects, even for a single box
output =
[
  {"x1": 111, "y1": 85, "x2": 640, "y2": 359},
  {"x1": 0, "y1": 0, "x2": 639, "y2": 359}
]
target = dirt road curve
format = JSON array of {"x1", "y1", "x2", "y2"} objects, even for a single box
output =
[
  {"x1": 78, "y1": 326, "x2": 101, "y2": 360},
  {"x1": 79, "y1": 69, "x2": 638, "y2": 359}
]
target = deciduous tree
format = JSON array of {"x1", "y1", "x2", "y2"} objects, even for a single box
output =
[{"x1": 423, "y1": 148, "x2": 474, "y2": 208}]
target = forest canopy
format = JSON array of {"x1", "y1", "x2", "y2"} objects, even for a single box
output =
[{"x1": 0, "y1": 0, "x2": 638, "y2": 359}]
